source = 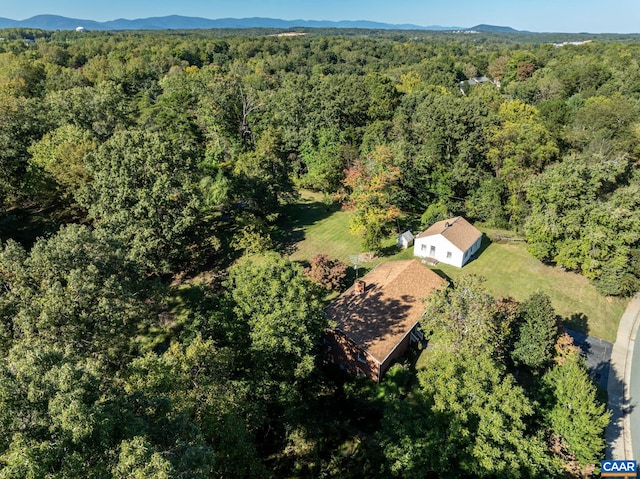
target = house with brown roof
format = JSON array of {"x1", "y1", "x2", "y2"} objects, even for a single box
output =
[
  {"x1": 413, "y1": 216, "x2": 482, "y2": 267},
  {"x1": 325, "y1": 260, "x2": 446, "y2": 382}
]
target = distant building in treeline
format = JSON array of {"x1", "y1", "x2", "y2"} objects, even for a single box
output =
[
  {"x1": 552, "y1": 40, "x2": 593, "y2": 47},
  {"x1": 459, "y1": 76, "x2": 499, "y2": 93},
  {"x1": 268, "y1": 32, "x2": 306, "y2": 37}
]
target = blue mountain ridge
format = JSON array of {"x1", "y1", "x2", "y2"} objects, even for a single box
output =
[{"x1": 0, "y1": 14, "x2": 486, "y2": 31}]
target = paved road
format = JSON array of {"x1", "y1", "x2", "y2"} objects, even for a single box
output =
[
  {"x1": 606, "y1": 293, "x2": 640, "y2": 460},
  {"x1": 566, "y1": 328, "x2": 612, "y2": 391},
  {"x1": 632, "y1": 322, "x2": 640, "y2": 461}
]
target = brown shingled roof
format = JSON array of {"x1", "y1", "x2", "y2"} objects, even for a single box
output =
[
  {"x1": 326, "y1": 260, "x2": 446, "y2": 363},
  {"x1": 416, "y1": 216, "x2": 482, "y2": 252}
]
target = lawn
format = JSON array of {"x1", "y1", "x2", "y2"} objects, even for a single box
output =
[
  {"x1": 280, "y1": 191, "x2": 362, "y2": 265},
  {"x1": 435, "y1": 234, "x2": 626, "y2": 342},
  {"x1": 279, "y1": 192, "x2": 627, "y2": 342},
  {"x1": 279, "y1": 191, "x2": 413, "y2": 268}
]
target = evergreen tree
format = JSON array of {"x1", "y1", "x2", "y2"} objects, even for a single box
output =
[
  {"x1": 542, "y1": 351, "x2": 610, "y2": 475},
  {"x1": 511, "y1": 292, "x2": 560, "y2": 372}
]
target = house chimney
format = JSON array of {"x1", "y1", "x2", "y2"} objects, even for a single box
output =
[{"x1": 355, "y1": 280, "x2": 366, "y2": 295}]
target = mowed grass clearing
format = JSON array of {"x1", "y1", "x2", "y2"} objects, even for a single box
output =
[
  {"x1": 279, "y1": 192, "x2": 626, "y2": 342},
  {"x1": 280, "y1": 191, "x2": 412, "y2": 268},
  {"x1": 284, "y1": 207, "x2": 359, "y2": 265},
  {"x1": 434, "y1": 234, "x2": 626, "y2": 342}
]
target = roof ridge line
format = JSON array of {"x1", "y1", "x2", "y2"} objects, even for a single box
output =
[{"x1": 442, "y1": 216, "x2": 462, "y2": 231}]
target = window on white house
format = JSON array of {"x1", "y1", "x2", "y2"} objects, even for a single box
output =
[
  {"x1": 357, "y1": 351, "x2": 367, "y2": 364},
  {"x1": 430, "y1": 245, "x2": 436, "y2": 256},
  {"x1": 421, "y1": 244, "x2": 427, "y2": 251},
  {"x1": 446, "y1": 251, "x2": 452, "y2": 259}
]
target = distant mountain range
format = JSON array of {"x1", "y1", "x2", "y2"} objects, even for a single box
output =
[
  {"x1": 471, "y1": 24, "x2": 521, "y2": 33},
  {"x1": 0, "y1": 14, "x2": 523, "y2": 33}
]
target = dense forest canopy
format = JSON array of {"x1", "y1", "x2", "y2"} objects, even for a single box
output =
[
  {"x1": 0, "y1": 28, "x2": 636, "y2": 477},
  {"x1": 2, "y1": 28, "x2": 638, "y2": 292}
]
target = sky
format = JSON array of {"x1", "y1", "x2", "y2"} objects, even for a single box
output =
[{"x1": 0, "y1": 0, "x2": 638, "y2": 34}]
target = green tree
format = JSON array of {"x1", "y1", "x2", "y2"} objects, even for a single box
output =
[
  {"x1": 511, "y1": 292, "x2": 560, "y2": 372},
  {"x1": 422, "y1": 275, "x2": 508, "y2": 355},
  {"x1": 113, "y1": 436, "x2": 173, "y2": 479},
  {"x1": 122, "y1": 336, "x2": 266, "y2": 478},
  {"x1": 27, "y1": 124, "x2": 96, "y2": 204},
  {"x1": 524, "y1": 154, "x2": 639, "y2": 294},
  {"x1": 0, "y1": 224, "x2": 156, "y2": 364},
  {"x1": 44, "y1": 81, "x2": 132, "y2": 141},
  {"x1": 297, "y1": 128, "x2": 346, "y2": 195},
  {"x1": 232, "y1": 126, "x2": 298, "y2": 214},
  {"x1": 0, "y1": 53, "x2": 46, "y2": 98},
  {"x1": 0, "y1": 341, "x2": 120, "y2": 477},
  {"x1": 0, "y1": 225, "x2": 264, "y2": 478},
  {"x1": 465, "y1": 176, "x2": 508, "y2": 227},
  {"x1": 553, "y1": 54, "x2": 611, "y2": 97},
  {"x1": 571, "y1": 94, "x2": 638, "y2": 156},
  {"x1": 226, "y1": 253, "x2": 327, "y2": 382},
  {"x1": 390, "y1": 89, "x2": 493, "y2": 217},
  {"x1": 420, "y1": 200, "x2": 449, "y2": 227},
  {"x1": 365, "y1": 73, "x2": 401, "y2": 122},
  {"x1": 195, "y1": 67, "x2": 261, "y2": 155},
  {"x1": 487, "y1": 100, "x2": 558, "y2": 224},
  {"x1": 542, "y1": 351, "x2": 610, "y2": 475},
  {"x1": 78, "y1": 129, "x2": 201, "y2": 274},
  {"x1": 138, "y1": 66, "x2": 204, "y2": 157},
  {"x1": 381, "y1": 350, "x2": 556, "y2": 478},
  {"x1": 0, "y1": 94, "x2": 46, "y2": 205},
  {"x1": 267, "y1": 73, "x2": 313, "y2": 151}
]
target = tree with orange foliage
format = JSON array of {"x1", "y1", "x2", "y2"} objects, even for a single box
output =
[{"x1": 340, "y1": 145, "x2": 401, "y2": 252}]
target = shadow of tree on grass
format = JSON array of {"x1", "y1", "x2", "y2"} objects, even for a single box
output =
[
  {"x1": 274, "y1": 199, "x2": 340, "y2": 256},
  {"x1": 565, "y1": 313, "x2": 589, "y2": 336}
]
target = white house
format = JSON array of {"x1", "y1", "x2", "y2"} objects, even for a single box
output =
[
  {"x1": 413, "y1": 217, "x2": 482, "y2": 267},
  {"x1": 396, "y1": 230, "x2": 414, "y2": 249}
]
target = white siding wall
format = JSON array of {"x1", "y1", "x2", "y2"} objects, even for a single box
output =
[
  {"x1": 414, "y1": 234, "x2": 483, "y2": 267},
  {"x1": 414, "y1": 235, "x2": 464, "y2": 267},
  {"x1": 464, "y1": 236, "x2": 482, "y2": 265}
]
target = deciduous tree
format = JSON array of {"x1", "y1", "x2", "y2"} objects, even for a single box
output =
[
  {"x1": 341, "y1": 146, "x2": 401, "y2": 252},
  {"x1": 77, "y1": 129, "x2": 201, "y2": 274},
  {"x1": 304, "y1": 254, "x2": 348, "y2": 291},
  {"x1": 227, "y1": 253, "x2": 327, "y2": 382},
  {"x1": 381, "y1": 349, "x2": 555, "y2": 478},
  {"x1": 27, "y1": 124, "x2": 96, "y2": 204},
  {"x1": 422, "y1": 275, "x2": 504, "y2": 354},
  {"x1": 487, "y1": 100, "x2": 558, "y2": 224}
]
